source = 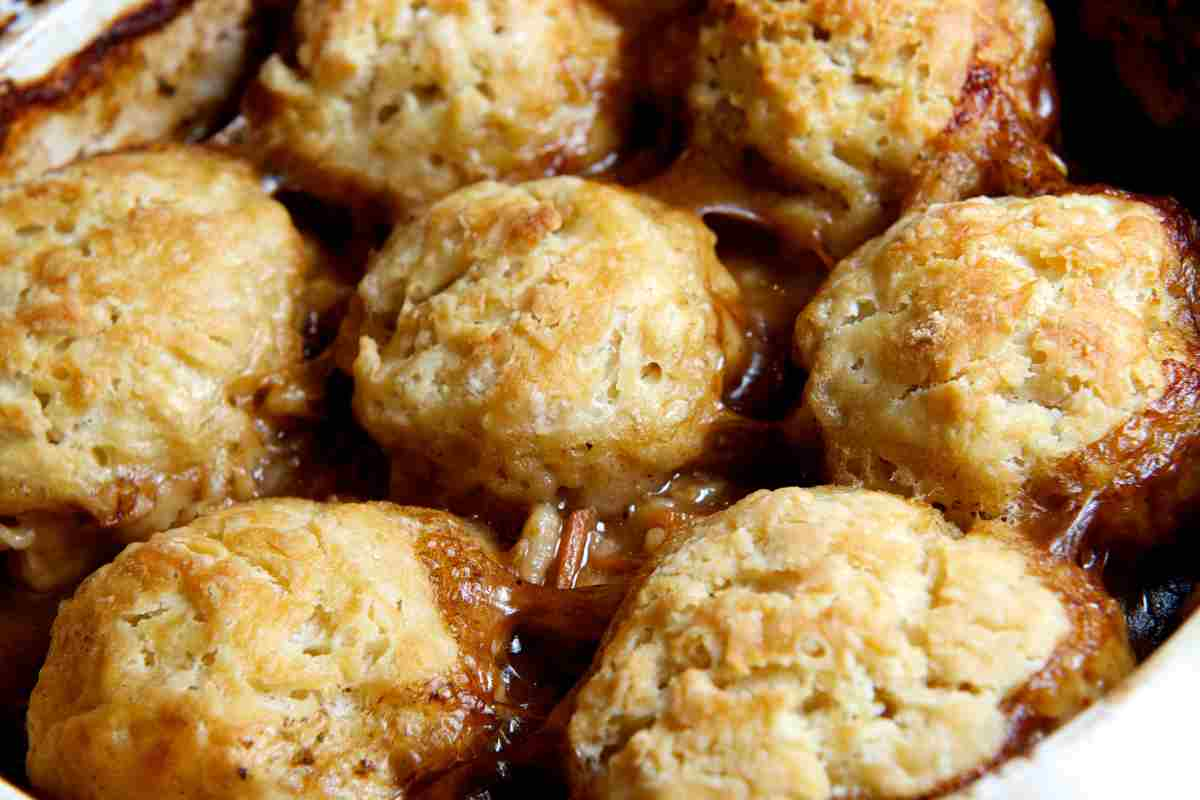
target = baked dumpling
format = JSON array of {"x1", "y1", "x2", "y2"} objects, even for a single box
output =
[
  {"x1": 246, "y1": 0, "x2": 632, "y2": 212},
  {"x1": 342, "y1": 177, "x2": 744, "y2": 514},
  {"x1": 795, "y1": 192, "x2": 1200, "y2": 548},
  {"x1": 684, "y1": 0, "x2": 1057, "y2": 257},
  {"x1": 0, "y1": 0, "x2": 263, "y2": 181},
  {"x1": 0, "y1": 146, "x2": 315, "y2": 591},
  {"x1": 26, "y1": 500, "x2": 514, "y2": 799},
  {"x1": 567, "y1": 487, "x2": 1133, "y2": 799}
]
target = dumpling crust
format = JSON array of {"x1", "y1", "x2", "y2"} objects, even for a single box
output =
[
  {"x1": 25, "y1": 499, "x2": 507, "y2": 800},
  {"x1": 246, "y1": 0, "x2": 632, "y2": 211},
  {"x1": 0, "y1": 0, "x2": 263, "y2": 181},
  {"x1": 567, "y1": 487, "x2": 1133, "y2": 800},
  {"x1": 795, "y1": 192, "x2": 1200, "y2": 542},
  {"x1": 687, "y1": 0, "x2": 1056, "y2": 256},
  {"x1": 344, "y1": 177, "x2": 744, "y2": 513},
  {"x1": 0, "y1": 146, "x2": 313, "y2": 588}
]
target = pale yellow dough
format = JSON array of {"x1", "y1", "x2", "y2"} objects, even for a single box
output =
[
  {"x1": 796, "y1": 193, "x2": 1194, "y2": 522},
  {"x1": 568, "y1": 487, "x2": 1133, "y2": 799},
  {"x1": 26, "y1": 499, "x2": 505, "y2": 800},
  {"x1": 345, "y1": 177, "x2": 743, "y2": 513}
]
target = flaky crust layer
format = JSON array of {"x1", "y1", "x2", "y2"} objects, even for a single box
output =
[
  {"x1": 344, "y1": 177, "x2": 744, "y2": 513},
  {"x1": 26, "y1": 499, "x2": 505, "y2": 800},
  {"x1": 567, "y1": 487, "x2": 1133, "y2": 800},
  {"x1": 687, "y1": 0, "x2": 1055, "y2": 257},
  {"x1": 0, "y1": 0, "x2": 261, "y2": 181},
  {"x1": 796, "y1": 193, "x2": 1200, "y2": 532},
  {"x1": 247, "y1": 0, "x2": 631, "y2": 211},
  {"x1": 0, "y1": 146, "x2": 313, "y2": 587}
]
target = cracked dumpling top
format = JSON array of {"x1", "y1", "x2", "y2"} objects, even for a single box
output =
[
  {"x1": 688, "y1": 0, "x2": 1054, "y2": 257},
  {"x1": 344, "y1": 177, "x2": 743, "y2": 514},
  {"x1": 567, "y1": 487, "x2": 1133, "y2": 800},
  {"x1": 795, "y1": 193, "x2": 1200, "y2": 536},
  {"x1": 0, "y1": 146, "x2": 314, "y2": 591},
  {"x1": 247, "y1": 0, "x2": 631, "y2": 211},
  {"x1": 26, "y1": 499, "x2": 511, "y2": 800}
]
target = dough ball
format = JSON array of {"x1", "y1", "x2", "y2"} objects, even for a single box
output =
[
  {"x1": 795, "y1": 192, "x2": 1200, "y2": 541},
  {"x1": 247, "y1": 0, "x2": 631, "y2": 211},
  {"x1": 0, "y1": 0, "x2": 262, "y2": 180},
  {"x1": 345, "y1": 177, "x2": 743, "y2": 513},
  {"x1": 0, "y1": 146, "x2": 314, "y2": 590},
  {"x1": 567, "y1": 487, "x2": 1133, "y2": 799},
  {"x1": 26, "y1": 499, "x2": 511, "y2": 800},
  {"x1": 687, "y1": 0, "x2": 1054, "y2": 256}
]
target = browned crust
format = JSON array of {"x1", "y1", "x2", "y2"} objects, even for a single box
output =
[
  {"x1": 913, "y1": 538, "x2": 1132, "y2": 800},
  {"x1": 647, "y1": 47, "x2": 1063, "y2": 263},
  {"x1": 0, "y1": 143, "x2": 324, "y2": 555},
  {"x1": 1016, "y1": 189, "x2": 1200, "y2": 557},
  {"x1": 902, "y1": 62, "x2": 1066, "y2": 212},
  {"x1": 1024, "y1": 358, "x2": 1200, "y2": 555},
  {"x1": 992, "y1": 533, "x2": 1133, "y2": 789},
  {"x1": 411, "y1": 516, "x2": 512, "y2": 707},
  {"x1": 0, "y1": 0, "x2": 197, "y2": 151},
  {"x1": 410, "y1": 514, "x2": 628, "y2": 791},
  {"x1": 561, "y1": 511, "x2": 1132, "y2": 800},
  {"x1": 414, "y1": 510, "x2": 628, "y2": 656},
  {"x1": 241, "y1": 12, "x2": 640, "y2": 218}
]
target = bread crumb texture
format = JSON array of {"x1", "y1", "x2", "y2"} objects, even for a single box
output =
[
  {"x1": 689, "y1": 0, "x2": 1053, "y2": 255},
  {"x1": 568, "y1": 487, "x2": 1133, "y2": 799},
  {"x1": 347, "y1": 177, "x2": 743, "y2": 512},
  {"x1": 0, "y1": 146, "x2": 312, "y2": 587},
  {"x1": 796, "y1": 193, "x2": 1194, "y2": 521},
  {"x1": 249, "y1": 0, "x2": 630, "y2": 209},
  {"x1": 26, "y1": 499, "x2": 500, "y2": 800}
]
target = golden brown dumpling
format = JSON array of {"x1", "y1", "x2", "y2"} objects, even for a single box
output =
[
  {"x1": 246, "y1": 0, "x2": 632, "y2": 211},
  {"x1": 26, "y1": 500, "x2": 514, "y2": 800},
  {"x1": 0, "y1": 0, "x2": 263, "y2": 180},
  {"x1": 686, "y1": 0, "x2": 1056, "y2": 257},
  {"x1": 795, "y1": 192, "x2": 1200, "y2": 547},
  {"x1": 567, "y1": 487, "x2": 1133, "y2": 799},
  {"x1": 343, "y1": 177, "x2": 744, "y2": 514},
  {"x1": 0, "y1": 146, "x2": 315, "y2": 591}
]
